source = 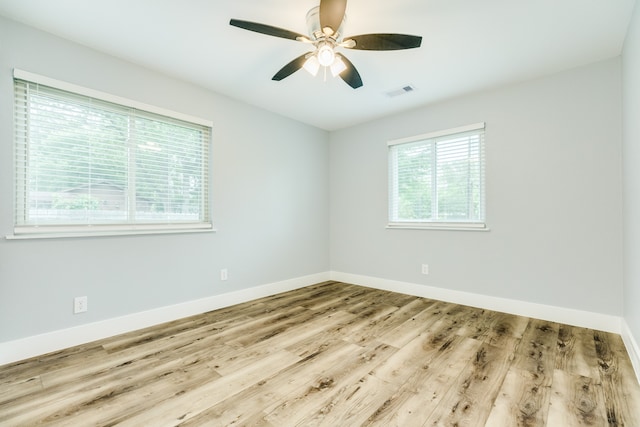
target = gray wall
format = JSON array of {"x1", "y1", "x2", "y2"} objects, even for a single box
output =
[
  {"x1": 0, "y1": 17, "x2": 330, "y2": 342},
  {"x1": 623, "y1": 3, "x2": 640, "y2": 345},
  {"x1": 330, "y1": 58, "x2": 623, "y2": 316},
  {"x1": 0, "y1": 13, "x2": 633, "y2": 347}
]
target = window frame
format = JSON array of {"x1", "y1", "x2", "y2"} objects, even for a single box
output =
[
  {"x1": 9, "y1": 69, "x2": 214, "y2": 239},
  {"x1": 387, "y1": 122, "x2": 488, "y2": 231}
]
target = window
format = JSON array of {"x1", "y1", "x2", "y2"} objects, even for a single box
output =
[
  {"x1": 12, "y1": 70, "x2": 212, "y2": 238},
  {"x1": 388, "y1": 123, "x2": 486, "y2": 230}
]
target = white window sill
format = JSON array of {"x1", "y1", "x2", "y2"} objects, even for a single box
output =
[
  {"x1": 6, "y1": 224, "x2": 216, "y2": 240},
  {"x1": 387, "y1": 222, "x2": 489, "y2": 231}
]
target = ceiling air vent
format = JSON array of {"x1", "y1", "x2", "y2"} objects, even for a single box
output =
[{"x1": 385, "y1": 84, "x2": 417, "y2": 98}]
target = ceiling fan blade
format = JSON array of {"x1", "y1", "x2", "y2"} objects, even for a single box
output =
[
  {"x1": 272, "y1": 53, "x2": 310, "y2": 81},
  {"x1": 319, "y1": 0, "x2": 347, "y2": 36},
  {"x1": 230, "y1": 19, "x2": 307, "y2": 41},
  {"x1": 338, "y1": 55, "x2": 363, "y2": 89},
  {"x1": 344, "y1": 33, "x2": 422, "y2": 51}
]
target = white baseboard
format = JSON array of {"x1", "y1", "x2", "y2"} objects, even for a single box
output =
[
  {"x1": 622, "y1": 319, "x2": 640, "y2": 384},
  {"x1": 330, "y1": 271, "x2": 622, "y2": 334},
  {"x1": 0, "y1": 272, "x2": 330, "y2": 366},
  {"x1": 1, "y1": 271, "x2": 627, "y2": 368}
]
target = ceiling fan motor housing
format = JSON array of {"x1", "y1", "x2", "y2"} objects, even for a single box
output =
[{"x1": 306, "y1": 6, "x2": 345, "y2": 42}]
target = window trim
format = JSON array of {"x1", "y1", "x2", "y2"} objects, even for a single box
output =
[
  {"x1": 386, "y1": 222, "x2": 489, "y2": 231},
  {"x1": 5, "y1": 224, "x2": 216, "y2": 240},
  {"x1": 9, "y1": 69, "x2": 214, "y2": 239},
  {"x1": 387, "y1": 122, "x2": 488, "y2": 231},
  {"x1": 13, "y1": 69, "x2": 213, "y2": 127}
]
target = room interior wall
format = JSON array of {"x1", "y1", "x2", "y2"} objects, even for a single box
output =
[
  {"x1": 0, "y1": 16, "x2": 330, "y2": 343},
  {"x1": 0, "y1": 12, "x2": 635, "y2": 369},
  {"x1": 622, "y1": 1, "x2": 640, "y2": 373},
  {"x1": 329, "y1": 58, "x2": 624, "y2": 317}
]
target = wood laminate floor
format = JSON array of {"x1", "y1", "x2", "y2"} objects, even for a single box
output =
[{"x1": 1, "y1": 281, "x2": 639, "y2": 426}]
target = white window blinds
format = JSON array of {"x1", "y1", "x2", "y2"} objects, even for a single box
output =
[
  {"x1": 13, "y1": 70, "x2": 212, "y2": 237},
  {"x1": 388, "y1": 123, "x2": 486, "y2": 229}
]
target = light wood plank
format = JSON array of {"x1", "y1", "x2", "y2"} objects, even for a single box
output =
[
  {"x1": 296, "y1": 373, "x2": 399, "y2": 427},
  {"x1": 378, "y1": 300, "x2": 457, "y2": 348},
  {"x1": 344, "y1": 297, "x2": 435, "y2": 347},
  {"x1": 117, "y1": 349, "x2": 301, "y2": 426},
  {"x1": 485, "y1": 319, "x2": 559, "y2": 426},
  {"x1": 213, "y1": 310, "x2": 356, "y2": 376},
  {"x1": 594, "y1": 330, "x2": 640, "y2": 426},
  {"x1": 546, "y1": 369, "x2": 607, "y2": 426},
  {"x1": 555, "y1": 325, "x2": 601, "y2": 380},
  {"x1": 262, "y1": 341, "x2": 398, "y2": 426},
  {"x1": 365, "y1": 336, "x2": 482, "y2": 426},
  {"x1": 482, "y1": 310, "x2": 530, "y2": 350},
  {"x1": 174, "y1": 339, "x2": 361, "y2": 426},
  {"x1": 422, "y1": 343, "x2": 514, "y2": 426}
]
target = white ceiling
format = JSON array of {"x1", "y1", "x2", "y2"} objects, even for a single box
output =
[{"x1": 0, "y1": 0, "x2": 636, "y2": 130}]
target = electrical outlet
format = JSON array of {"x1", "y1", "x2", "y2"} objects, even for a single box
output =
[
  {"x1": 74, "y1": 296, "x2": 88, "y2": 314},
  {"x1": 220, "y1": 269, "x2": 228, "y2": 281},
  {"x1": 421, "y1": 264, "x2": 429, "y2": 275}
]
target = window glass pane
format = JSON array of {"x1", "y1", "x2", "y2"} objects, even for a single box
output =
[
  {"x1": 134, "y1": 116, "x2": 205, "y2": 222},
  {"x1": 436, "y1": 134, "x2": 482, "y2": 221},
  {"x1": 395, "y1": 140, "x2": 432, "y2": 221},
  {"x1": 26, "y1": 90, "x2": 128, "y2": 224}
]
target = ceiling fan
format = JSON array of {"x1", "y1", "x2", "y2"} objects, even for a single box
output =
[{"x1": 229, "y1": 0, "x2": 422, "y2": 89}]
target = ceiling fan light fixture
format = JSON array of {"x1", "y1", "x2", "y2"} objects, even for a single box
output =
[
  {"x1": 303, "y1": 55, "x2": 321, "y2": 76},
  {"x1": 330, "y1": 55, "x2": 347, "y2": 77},
  {"x1": 317, "y1": 43, "x2": 335, "y2": 67}
]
